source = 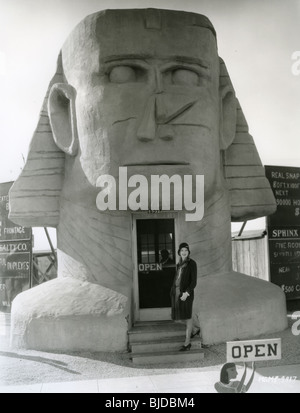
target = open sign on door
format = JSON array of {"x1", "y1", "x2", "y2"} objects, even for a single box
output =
[
  {"x1": 138, "y1": 263, "x2": 163, "y2": 272},
  {"x1": 227, "y1": 338, "x2": 282, "y2": 362}
]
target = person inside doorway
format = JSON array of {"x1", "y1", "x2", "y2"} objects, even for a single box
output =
[
  {"x1": 170, "y1": 242, "x2": 197, "y2": 351},
  {"x1": 160, "y1": 249, "x2": 174, "y2": 268}
]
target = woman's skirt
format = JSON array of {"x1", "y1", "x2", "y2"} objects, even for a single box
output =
[
  {"x1": 173, "y1": 286, "x2": 182, "y2": 320},
  {"x1": 172, "y1": 286, "x2": 193, "y2": 321}
]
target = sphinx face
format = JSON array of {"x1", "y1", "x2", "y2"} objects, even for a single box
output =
[{"x1": 62, "y1": 10, "x2": 222, "y2": 207}]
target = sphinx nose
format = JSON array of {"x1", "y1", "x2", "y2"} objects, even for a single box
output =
[
  {"x1": 137, "y1": 96, "x2": 157, "y2": 142},
  {"x1": 137, "y1": 96, "x2": 175, "y2": 142},
  {"x1": 137, "y1": 91, "x2": 197, "y2": 142}
]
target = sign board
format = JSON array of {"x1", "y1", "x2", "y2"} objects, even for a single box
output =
[
  {"x1": 227, "y1": 338, "x2": 282, "y2": 363},
  {"x1": 0, "y1": 240, "x2": 32, "y2": 279},
  {"x1": 265, "y1": 166, "x2": 300, "y2": 300},
  {"x1": 0, "y1": 182, "x2": 32, "y2": 309},
  {"x1": 0, "y1": 182, "x2": 32, "y2": 241}
]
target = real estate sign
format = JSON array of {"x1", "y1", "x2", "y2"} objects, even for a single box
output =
[{"x1": 265, "y1": 166, "x2": 300, "y2": 300}]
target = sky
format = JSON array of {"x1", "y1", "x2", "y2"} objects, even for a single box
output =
[{"x1": 0, "y1": 0, "x2": 300, "y2": 248}]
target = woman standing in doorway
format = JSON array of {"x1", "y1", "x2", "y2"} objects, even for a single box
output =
[{"x1": 170, "y1": 242, "x2": 197, "y2": 351}]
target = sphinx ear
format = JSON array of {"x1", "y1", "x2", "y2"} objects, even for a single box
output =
[
  {"x1": 219, "y1": 85, "x2": 237, "y2": 150},
  {"x1": 48, "y1": 83, "x2": 78, "y2": 156}
]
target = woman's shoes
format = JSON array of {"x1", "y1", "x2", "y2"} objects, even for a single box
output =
[
  {"x1": 179, "y1": 343, "x2": 192, "y2": 351},
  {"x1": 191, "y1": 328, "x2": 201, "y2": 339}
]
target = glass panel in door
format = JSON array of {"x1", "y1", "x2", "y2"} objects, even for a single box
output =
[{"x1": 137, "y1": 219, "x2": 176, "y2": 309}]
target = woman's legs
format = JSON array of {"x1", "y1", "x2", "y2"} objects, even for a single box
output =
[
  {"x1": 176, "y1": 319, "x2": 192, "y2": 346},
  {"x1": 184, "y1": 318, "x2": 193, "y2": 346}
]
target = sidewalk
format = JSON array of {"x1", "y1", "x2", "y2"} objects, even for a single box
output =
[
  {"x1": 0, "y1": 312, "x2": 299, "y2": 393},
  {"x1": 0, "y1": 364, "x2": 299, "y2": 393}
]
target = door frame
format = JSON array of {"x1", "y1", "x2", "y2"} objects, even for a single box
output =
[{"x1": 132, "y1": 212, "x2": 179, "y2": 322}]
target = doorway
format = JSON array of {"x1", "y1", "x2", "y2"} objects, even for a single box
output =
[{"x1": 134, "y1": 217, "x2": 176, "y2": 321}]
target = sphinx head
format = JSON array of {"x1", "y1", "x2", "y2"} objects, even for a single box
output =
[{"x1": 9, "y1": 9, "x2": 276, "y2": 227}]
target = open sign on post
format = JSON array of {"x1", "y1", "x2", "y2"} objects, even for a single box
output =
[{"x1": 227, "y1": 338, "x2": 282, "y2": 363}]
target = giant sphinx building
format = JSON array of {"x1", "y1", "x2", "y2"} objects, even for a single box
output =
[{"x1": 9, "y1": 9, "x2": 287, "y2": 351}]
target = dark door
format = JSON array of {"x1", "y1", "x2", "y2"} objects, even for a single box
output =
[{"x1": 137, "y1": 219, "x2": 176, "y2": 309}]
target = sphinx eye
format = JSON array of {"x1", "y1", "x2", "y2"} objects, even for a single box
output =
[
  {"x1": 109, "y1": 66, "x2": 136, "y2": 83},
  {"x1": 172, "y1": 68, "x2": 199, "y2": 86},
  {"x1": 108, "y1": 65, "x2": 147, "y2": 83}
]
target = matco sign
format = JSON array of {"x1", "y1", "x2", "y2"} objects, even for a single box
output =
[{"x1": 227, "y1": 339, "x2": 282, "y2": 363}]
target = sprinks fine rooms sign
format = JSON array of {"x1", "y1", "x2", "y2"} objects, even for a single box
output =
[
  {"x1": 227, "y1": 339, "x2": 282, "y2": 363},
  {"x1": 0, "y1": 182, "x2": 32, "y2": 308},
  {"x1": 265, "y1": 166, "x2": 300, "y2": 300}
]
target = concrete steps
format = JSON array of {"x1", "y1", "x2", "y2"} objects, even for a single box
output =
[{"x1": 128, "y1": 320, "x2": 204, "y2": 365}]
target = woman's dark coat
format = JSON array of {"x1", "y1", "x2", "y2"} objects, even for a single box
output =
[{"x1": 170, "y1": 258, "x2": 197, "y2": 320}]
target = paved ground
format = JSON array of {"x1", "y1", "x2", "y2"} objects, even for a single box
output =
[
  {"x1": 1, "y1": 364, "x2": 300, "y2": 394},
  {"x1": 0, "y1": 312, "x2": 299, "y2": 393}
]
